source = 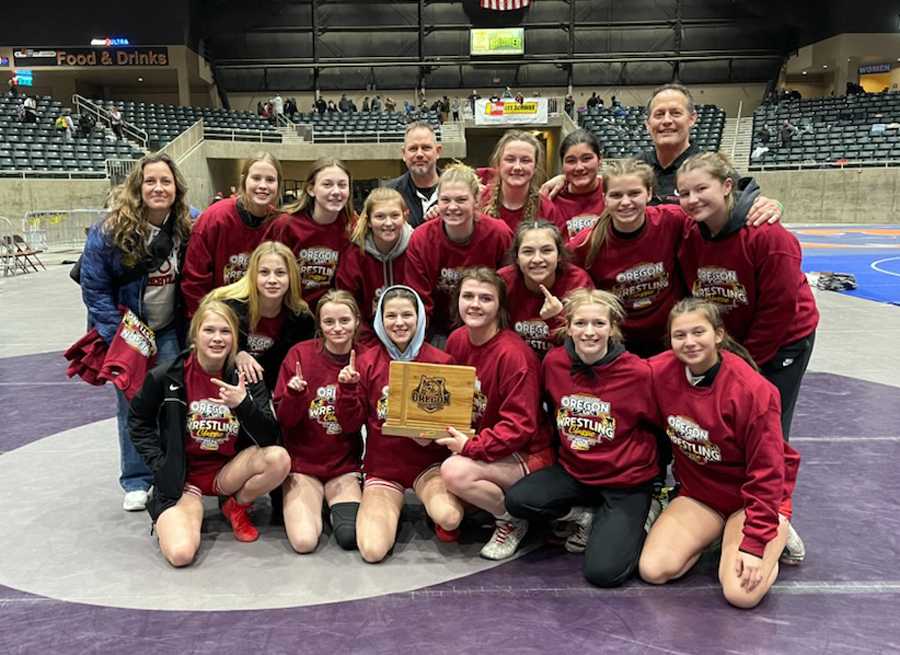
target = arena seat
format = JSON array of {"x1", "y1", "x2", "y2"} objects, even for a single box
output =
[
  {"x1": 749, "y1": 92, "x2": 900, "y2": 170},
  {"x1": 95, "y1": 99, "x2": 282, "y2": 148},
  {"x1": 0, "y1": 95, "x2": 144, "y2": 175},
  {"x1": 579, "y1": 104, "x2": 726, "y2": 158},
  {"x1": 295, "y1": 110, "x2": 441, "y2": 143}
]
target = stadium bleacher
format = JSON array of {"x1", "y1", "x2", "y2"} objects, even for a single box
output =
[
  {"x1": 0, "y1": 95, "x2": 144, "y2": 176},
  {"x1": 95, "y1": 99, "x2": 282, "y2": 149},
  {"x1": 750, "y1": 91, "x2": 900, "y2": 169},
  {"x1": 579, "y1": 104, "x2": 726, "y2": 158},
  {"x1": 295, "y1": 110, "x2": 442, "y2": 143}
]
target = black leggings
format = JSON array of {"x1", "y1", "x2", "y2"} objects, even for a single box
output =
[
  {"x1": 505, "y1": 464, "x2": 652, "y2": 588},
  {"x1": 761, "y1": 331, "x2": 815, "y2": 441}
]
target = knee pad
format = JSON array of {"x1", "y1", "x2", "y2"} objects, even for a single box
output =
[{"x1": 330, "y1": 502, "x2": 359, "y2": 551}]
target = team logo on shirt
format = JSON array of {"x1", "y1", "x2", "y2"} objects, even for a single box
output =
[
  {"x1": 514, "y1": 319, "x2": 551, "y2": 352},
  {"x1": 119, "y1": 309, "x2": 158, "y2": 358},
  {"x1": 566, "y1": 215, "x2": 599, "y2": 238},
  {"x1": 613, "y1": 262, "x2": 669, "y2": 310},
  {"x1": 437, "y1": 267, "x2": 464, "y2": 294},
  {"x1": 692, "y1": 267, "x2": 748, "y2": 308},
  {"x1": 411, "y1": 376, "x2": 450, "y2": 413},
  {"x1": 223, "y1": 252, "x2": 250, "y2": 284},
  {"x1": 298, "y1": 247, "x2": 339, "y2": 290},
  {"x1": 666, "y1": 415, "x2": 721, "y2": 464},
  {"x1": 188, "y1": 399, "x2": 240, "y2": 450},
  {"x1": 147, "y1": 256, "x2": 176, "y2": 287},
  {"x1": 246, "y1": 333, "x2": 274, "y2": 357},
  {"x1": 376, "y1": 385, "x2": 390, "y2": 421},
  {"x1": 556, "y1": 393, "x2": 616, "y2": 450},
  {"x1": 308, "y1": 384, "x2": 343, "y2": 435},
  {"x1": 471, "y1": 378, "x2": 487, "y2": 424}
]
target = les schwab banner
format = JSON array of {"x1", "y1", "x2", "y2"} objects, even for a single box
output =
[
  {"x1": 13, "y1": 47, "x2": 169, "y2": 67},
  {"x1": 474, "y1": 98, "x2": 549, "y2": 126}
]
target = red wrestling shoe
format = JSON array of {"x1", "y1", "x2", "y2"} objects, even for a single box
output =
[
  {"x1": 434, "y1": 524, "x2": 460, "y2": 543},
  {"x1": 222, "y1": 496, "x2": 259, "y2": 542}
]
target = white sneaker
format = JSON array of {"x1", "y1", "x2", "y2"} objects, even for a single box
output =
[
  {"x1": 565, "y1": 509, "x2": 594, "y2": 553},
  {"x1": 123, "y1": 490, "x2": 148, "y2": 511},
  {"x1": 780, "y1": 522, "x2": 806, "y2": 565},
  {"x1": 480, "y1": 516, "x2": 528, "y2": 560}
]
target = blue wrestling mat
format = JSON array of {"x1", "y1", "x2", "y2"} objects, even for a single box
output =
[{"x1": 792, "y1": 225, "x2": 900, "y2": 305}]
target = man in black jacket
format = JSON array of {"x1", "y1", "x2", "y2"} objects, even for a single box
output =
[{"x1": 381, "y1": 121, "x2": 442, "y2": 228}]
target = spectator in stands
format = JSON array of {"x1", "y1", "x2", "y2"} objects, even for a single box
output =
[
  {"x1": 339, "y1": 94, "x2": 351, "y2": 113},
  {"x1": 80, "y1": 153, "x2": 193, "y2": 512},
  {"x1": 272, "y1": 94, "x2": 284, "y2": 118},
  {"x1": 371, "y1": 95, "x2": 383, "y2": 112},
  {"x1": 564, "y1": 94, "x2": 575, "y2": 118},
  {"x1": 78, "y1": 112, "x2": 96, "y2": 139},
  {"x1": 515, "y1": 92, "x2": 525, "y2": 105},
  {"x1": 439, "y1": 96, "x2": 451, "y2": 123},
  {"x1": 109, "y1": 105, "x2": 124, "y2": 140},
  {"x1": 55, "y1": 112, "x2": 70, "y2": 137},
  {"x1": 22, "y1": 95, "x2": 37, "y2": 124},
  {"x1": 348, "y1": 97, "x2": 358, "y2": 112},
  {"x1": 403, "y1": 99, "x2": 413, "y2": 115},
  {"x1": 586, "y1": 92, "x2": 600, "y2": 110},
  {"x1": 7, "y1": 74, "x2": 18, "y2": 96},
  {"x1": 450, "y1": 97, "x2": 461, "y2": 121},
  {"x1": 383, "y1": 121, "x2": 443, "y2": 228},
  {"x1": 327, "y1": 100, "x2": 338, "y2": 113},
  {"x1": 468, "y1": 90, "x2": 480, "y2": 114},
  {"x1": 288, "y1": 97, "x2": 299, "y2": 118},
  {"x1": 780, "y1": 119, "x2": 797, "y2": 146},
  {"x1": 362, "y1": 96, "x2": 370, "y2": 112},
  {"x1": 257, "y1": 101, "x2": 264, "y2": 117},
  {"x1": 384, "y1": 97, "x2": 397, "y2": 113},
  {"x1": 612, "y1": 104, "x2": 626, "y2": 120},
  {"x1": 315, "y1": 96, "x2": 327, "y2": 114},
  {"x1": 57, "y1": 109, "x2": 75, "y2": 141},
  {"x1": 489, "y1": 92, "x2": 501, "y2": 103},
  {"x1": 611, "y1": 95, "x2": 622, "y2": 108},
  {"x1": 756, "y1": 124, "x2": 772, "y2": 145}
]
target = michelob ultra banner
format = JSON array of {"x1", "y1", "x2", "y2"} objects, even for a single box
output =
[{"x1": 474, "y1": 98, "x2": 549, "y2": 126}]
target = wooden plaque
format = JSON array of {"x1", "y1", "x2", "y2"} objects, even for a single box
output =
[{"x1": 382, "y1": 361, "x2": 477, "y2": 439}]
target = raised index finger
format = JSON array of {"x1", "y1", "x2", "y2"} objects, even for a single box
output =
[
  {"x1": 349, "y1": 349, "x2": 357, "y2": 370},
  {"x1": 295, "y1": 361, "x2": 303, "y2": 380},
  {"x1": 538, "y1": 284, "x2": 554, "y2": 300},
  {"x1": 210, "y1": 377, "x2": 232, "y2": 389}
]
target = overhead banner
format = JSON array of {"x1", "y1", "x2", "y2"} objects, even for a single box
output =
[
  {"x1": 13, "y1": 47, "x2": 169, "y2": 67},
  {"x1": 474, "y1": 98, "x2": 549, "y2": 126}
]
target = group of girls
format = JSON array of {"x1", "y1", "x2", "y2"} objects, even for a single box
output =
[{"x1": 79, "y1": 122, "x2": 816, "y2": 609}]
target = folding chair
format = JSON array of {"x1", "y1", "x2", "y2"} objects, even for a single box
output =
[{"x1": 2, "y1": 233, "x2": 46, "y2": 274}]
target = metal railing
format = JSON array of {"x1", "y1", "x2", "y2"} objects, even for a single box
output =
[
  {"x1": 161, "y1": 119, "x2": 205, "y2": 162},
  {"x1": 72, "y1": 94, "x2": 149, "y2": 148},
  {"x1": 0, "y1": 169, "x2": 106, "y2": 180},
  {"x1": 105, "y1": 158, "x2": 140, "y2": 185},
  {"x1": 204, "y1": 126, "x2": 283, "y2": 143},
  {"x1": 730, "y1": 100, "x2": 743, "y2": 160},
  {"x1": 749, "y1": 158, "x2": 900, "y2": 171},
  {"x1": 21, "y1": 208, "x2": 107, "y2": 251},
  {"x1": 308, "y1": 129, "x2": 407, "y2": 144}
]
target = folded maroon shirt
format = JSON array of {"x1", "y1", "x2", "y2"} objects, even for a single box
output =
[
  {"x1": 64, "y1": 328, "x2": 108, "y2": 386},
  {"x1": 99, "y1": 309, "x2": 157, "y2": 400}
]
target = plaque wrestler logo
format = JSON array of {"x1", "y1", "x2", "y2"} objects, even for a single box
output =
[
  {"x1": 376, "y1": 386, "x2": 390, "y2": 421},
  {"x1": 410, "y1": 376, "x2": 450, "y2": 413}
]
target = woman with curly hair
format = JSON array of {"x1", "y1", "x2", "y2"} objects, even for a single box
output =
[{"x1": 80, "y1": 152, "x2": 193, "y2": 511}]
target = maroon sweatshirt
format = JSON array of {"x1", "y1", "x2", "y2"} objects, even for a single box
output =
[
  {"x1": 542, "y1": 345, "x2": 658, "y2": 487},
  {"x1": 181, "y1": 198, "x2": 271, "y2": 317},
  {"x1": 568, "y1": 204, "x2": 688, "y2": 356},
  {"x1": 543, "y1": 182, "x2": 606, "y2": 240},
  {"x1": 678, "y1": 221, "x2": 819, "y2": 366},
  {"x1": 274, "y1": 339, "x2": 362, "y2": 480},
  {"x1": 498, "y1": 263, "x2": 593, "y2": 358},
  {"x1": 478, "y1": 183, "x2": 556, "y2": 232},
  {"x1": 263, "y1": 210, "x2": 351, "y2": 310},
  {"x1": 335, "y1": 343, "x2": 453, "y2": 489},
  {"x1": 405, "y1": 216, "x2": 512, "y2": 336},
  {"x1": 335, "y1": 245, "x2": 410, "y2": 349},
  {"x1": 650, "y1": 350, "x2": 800, "y2": 557},
  {"x1": 445, "y1": 327, "x2": 552, "y2": 462}
]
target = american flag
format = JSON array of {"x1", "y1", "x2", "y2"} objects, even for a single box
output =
[{"x1": 480, "y1": 0, "x2": 530, "y2": 9}]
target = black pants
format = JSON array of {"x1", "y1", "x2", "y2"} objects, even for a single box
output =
[
  {"x1": 761, "y1": 331, "x2": 815, "y2": 441},
  {"x1": 506, "y1": 464, "x2": 652, "y2": 588}
]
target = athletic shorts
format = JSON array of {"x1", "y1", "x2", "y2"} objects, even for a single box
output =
[
  {"x1": 363, "y1": 463, "x2": 441, "y2": 494},
  {"x1": 512, "y1": 447, "x2": 556, "y2": 478},
  {"x1": 184, "y1": 462, "x2": 227, "y2": 497}
]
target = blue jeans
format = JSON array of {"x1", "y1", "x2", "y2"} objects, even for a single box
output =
[{"x1": 117, "y1": 326, "x2": 182, "y2": 492}]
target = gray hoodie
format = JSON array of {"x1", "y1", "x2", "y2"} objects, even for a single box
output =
[{"x1": 363, "y1": 222, "x2": 414, "y2": 288}]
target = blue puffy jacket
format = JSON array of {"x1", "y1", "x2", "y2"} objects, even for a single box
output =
[{"x1": 80, "y1": 221, "x2": 186, "y2": 344}]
